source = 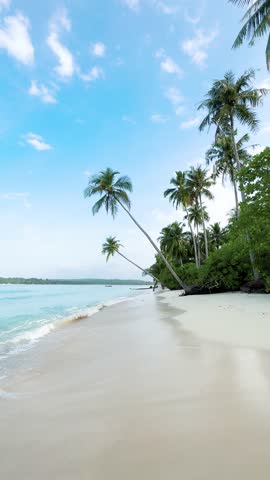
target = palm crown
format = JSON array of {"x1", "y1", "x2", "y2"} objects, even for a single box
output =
[
  {"x1": 84, "y1": 168, "x2": 132, "y2": 218},
  {"x1": 102, "y1": 236, "x2": 122, "y2": 262},
  {"x1": 186, "y1": 166, "x2": 214, "y2": 201},
  {"x1": 164, "y1": 171, "x2": 193, "y2": 209},
  {"x1": 198, "y1": 69, "x2": 267, "y2": 134}
]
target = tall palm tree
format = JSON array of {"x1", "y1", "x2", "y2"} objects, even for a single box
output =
[
  {"x1": 158, "y1": 222, "x2": 188, "y2": 266},
  {"x1": 229, "y1": 0, "x2": 270, "y2": 70},
  {"x1": 84, "y1": 168, "x2": 186, "y2": 290},
  {"x1": 198, "y1": 70, "x2": 267, "y2": 189},
  {"x1": 164, "y1": 171, "x2": 199, "y2": 267},
  {"x1": 102, "y1": 236, "x2": 160, "y2": 284},
  {"x1": 187, "y1": 203, "x2": 210, "y2": 266},
  {"x1": 186, "y1": 166, "x2": 213, "y2": 259},
  {"x1": 206, "y1": 132, "x2": 251, "y2": 215},
  {"x1": 198, "y1": 70, "x2": 267, "y2": 278}
]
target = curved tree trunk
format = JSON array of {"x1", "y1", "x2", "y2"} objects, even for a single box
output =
[
  {"x1": 117, "y1": 251, "x2": 160, "y2": 285},
  {"x1": 199, "y1": 194, "x2": 209, "y2": 259},
  {"x1": 116, "y1": 198, "x2": 187, "y2": 291},
  {"x1": 185, "y1": 207, "x2": 199, "y2": 268},
  {"x1": 230, "y1": 114, "x2": 259, "y2": 280}
]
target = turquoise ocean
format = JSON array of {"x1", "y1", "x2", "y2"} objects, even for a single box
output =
[{"x1": 0, "y1": 284, "x2": 139, "y2": 379}]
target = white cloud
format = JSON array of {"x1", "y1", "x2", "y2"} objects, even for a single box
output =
[
  {"x1": 28, "y1": 80, "x2": 57, "y2": 104},
  {"x1": 83, "y1": 170, "x2": 92, "y2": 177},
  {"x1": 0, "y1": 12, "x2": 34, "y2": 65},
  {"x1": 161, "y1": 56, "x2": 182, "y2": 76},
  {"x1": 90, "y1": 42, "x2": 106, "y2": 57},
  {"x1": 122, "y1": 0, "x2": 140, "y2": 11},
  {"x1": 180, "y1": 116, "x2": 200, "y2": 129},
  {"x1": 182, "y1": 28, "x2": 218, "y2": 67},
  {"x1": 24, "y1": 133, "x2": 53, "y2": 151},
  {"x1": 79, "y1": 66, "x2": 104, "y2": 83},
  {"x1": 156, "y1": 48, "x2": 183, "y2": 77},
  {"x1": 0, "y1": 0, "x2": 11, "y2": 11},
  {"x1": 165, "y1": 87, "x2": 184, "y2": 115},
  {"x1": 47, "y1": 8, "x2": 74, "y2": 79},
  {"x1": 151, "y1": 114, "x2": 168, "y2": 123},
  {"x1": 1, "y1": 192, "x2": 31, "y2": 208}
]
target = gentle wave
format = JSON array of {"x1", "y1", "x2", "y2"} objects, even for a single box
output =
[{"x1": 0, "y1": 296, "x2": 128, "y2": 361}]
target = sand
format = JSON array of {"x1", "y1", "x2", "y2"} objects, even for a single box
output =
[{"x1": 1, "y1": 290, "x2": 270, "y2": 479}]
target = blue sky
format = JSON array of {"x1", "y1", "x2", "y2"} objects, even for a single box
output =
[{"x1": 1, "y1": 0, "x2": 270, "y2": 279}]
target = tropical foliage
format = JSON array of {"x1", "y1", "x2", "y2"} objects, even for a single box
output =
[{"x1": 229, "y1": 0, "x2": 270, "y2": 70}]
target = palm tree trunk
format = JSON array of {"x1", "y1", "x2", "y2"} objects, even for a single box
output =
[
  {"x1": 230, "y1": 114, "x2": 259, "y2": 281},
  {"x1": 199, "y1": 194, "x2": 209, "y2": 259},
  {"x1": 232, "y1": 176, "x2": 239, "y2": 217},
  {"x1": 196, "y1": 224, "x2": 201, "y2": 267},
  {"x1": 117, "y1": 251, "x2": 160, "y2": 285},
  {"x1": 185, "y1": 207, "x2": 199, "y2": 268},
  {"x1": 116, "y1": 198, "x2": 187, "y2": 290}
]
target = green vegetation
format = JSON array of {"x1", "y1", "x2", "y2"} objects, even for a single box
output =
[
  {"x1": 84, "y1": 94, "x2": 270, "y2": 293},
  {"x1": 83, "y1": 50, "x2": 270, "y2": 294},
  {"x1": 146, "y1": 145, "x2": 270, "y2": 293},
  {"x1": 0, "y1": 278, "x2": 151, "y2": 286}
]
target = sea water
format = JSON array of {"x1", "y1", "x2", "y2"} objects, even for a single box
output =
[{"x1": 0, "y1": 284, "x2": 140, "y2": 379}]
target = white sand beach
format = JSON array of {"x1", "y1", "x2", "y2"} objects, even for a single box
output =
[
  {"x1": 161, "y1": 290, "x2": 270, "y2": 350},
  {"x1": 1, "y1": 291, "x2": 270, "y2": 479}
]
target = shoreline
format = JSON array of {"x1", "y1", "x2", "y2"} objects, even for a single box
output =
[
  {"x1": 1, "y1": 291, "x2": 270, "y2": 479},
  {"x1": 0, "y1": 286, "x2": 145, "y2": 382}
]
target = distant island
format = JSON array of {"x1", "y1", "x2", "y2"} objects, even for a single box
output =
[{"x1": 0, "y1": 277, "x2": 151, "y2": 286}]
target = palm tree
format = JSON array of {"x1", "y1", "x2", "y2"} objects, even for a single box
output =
[
  {"x1": 158, "y1": 222, "x2": 188, "y2": 266},
  {"x1": 102, "y1": 236, "x2": 160, "y2": 284},
  {"x1": 84, "y1": 168, "x2": 186, "y2": 290},
  {"x1": 198, "y1": 70, "x2": 267, "y2": 189},
  {"x1": 164, "y1": 171, "x2": 199, "y2": 267},
  {"x1": 198, "y1": 70, "x2": 267, "y2": 278},
  {"x1": 187, "y1": 203, "x2": 210, "y2": 266},
  {"x1": 206, "y1": 132, "x2": 251, "y2": 215},
  {"x1": 186, "y1": 166, "x2": 213, "y2": 259},
  {"x1": 229, "y1": 0, "x2": 270, "y2": 70},
  {"x1": 208, "y1": 223, "x2": 226, "y2": 250}
]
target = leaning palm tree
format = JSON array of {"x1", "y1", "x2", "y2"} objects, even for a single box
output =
[
  {"x1": 186, "y1": 166, "x2": 213, "y2": 259},
  {"x1": 206, "y1": 132, "x2": 251, "y2": 215},
  {"x1": 164, "y1": 171, "x2": 199, "y2": 268},
  {"x1": 229, "y1": 0, "x2": 270, "y2": 70},
  {"x1": 85, "y1": 168, "x2": 186, "y2": 290},
  {"x1": 102, "y1": 236, "x2": 160, "y2": 284}
]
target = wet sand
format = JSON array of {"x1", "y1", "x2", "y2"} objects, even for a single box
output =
[{"x1": 1, "y1": 291, "x2": 270, "y2": 479}]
